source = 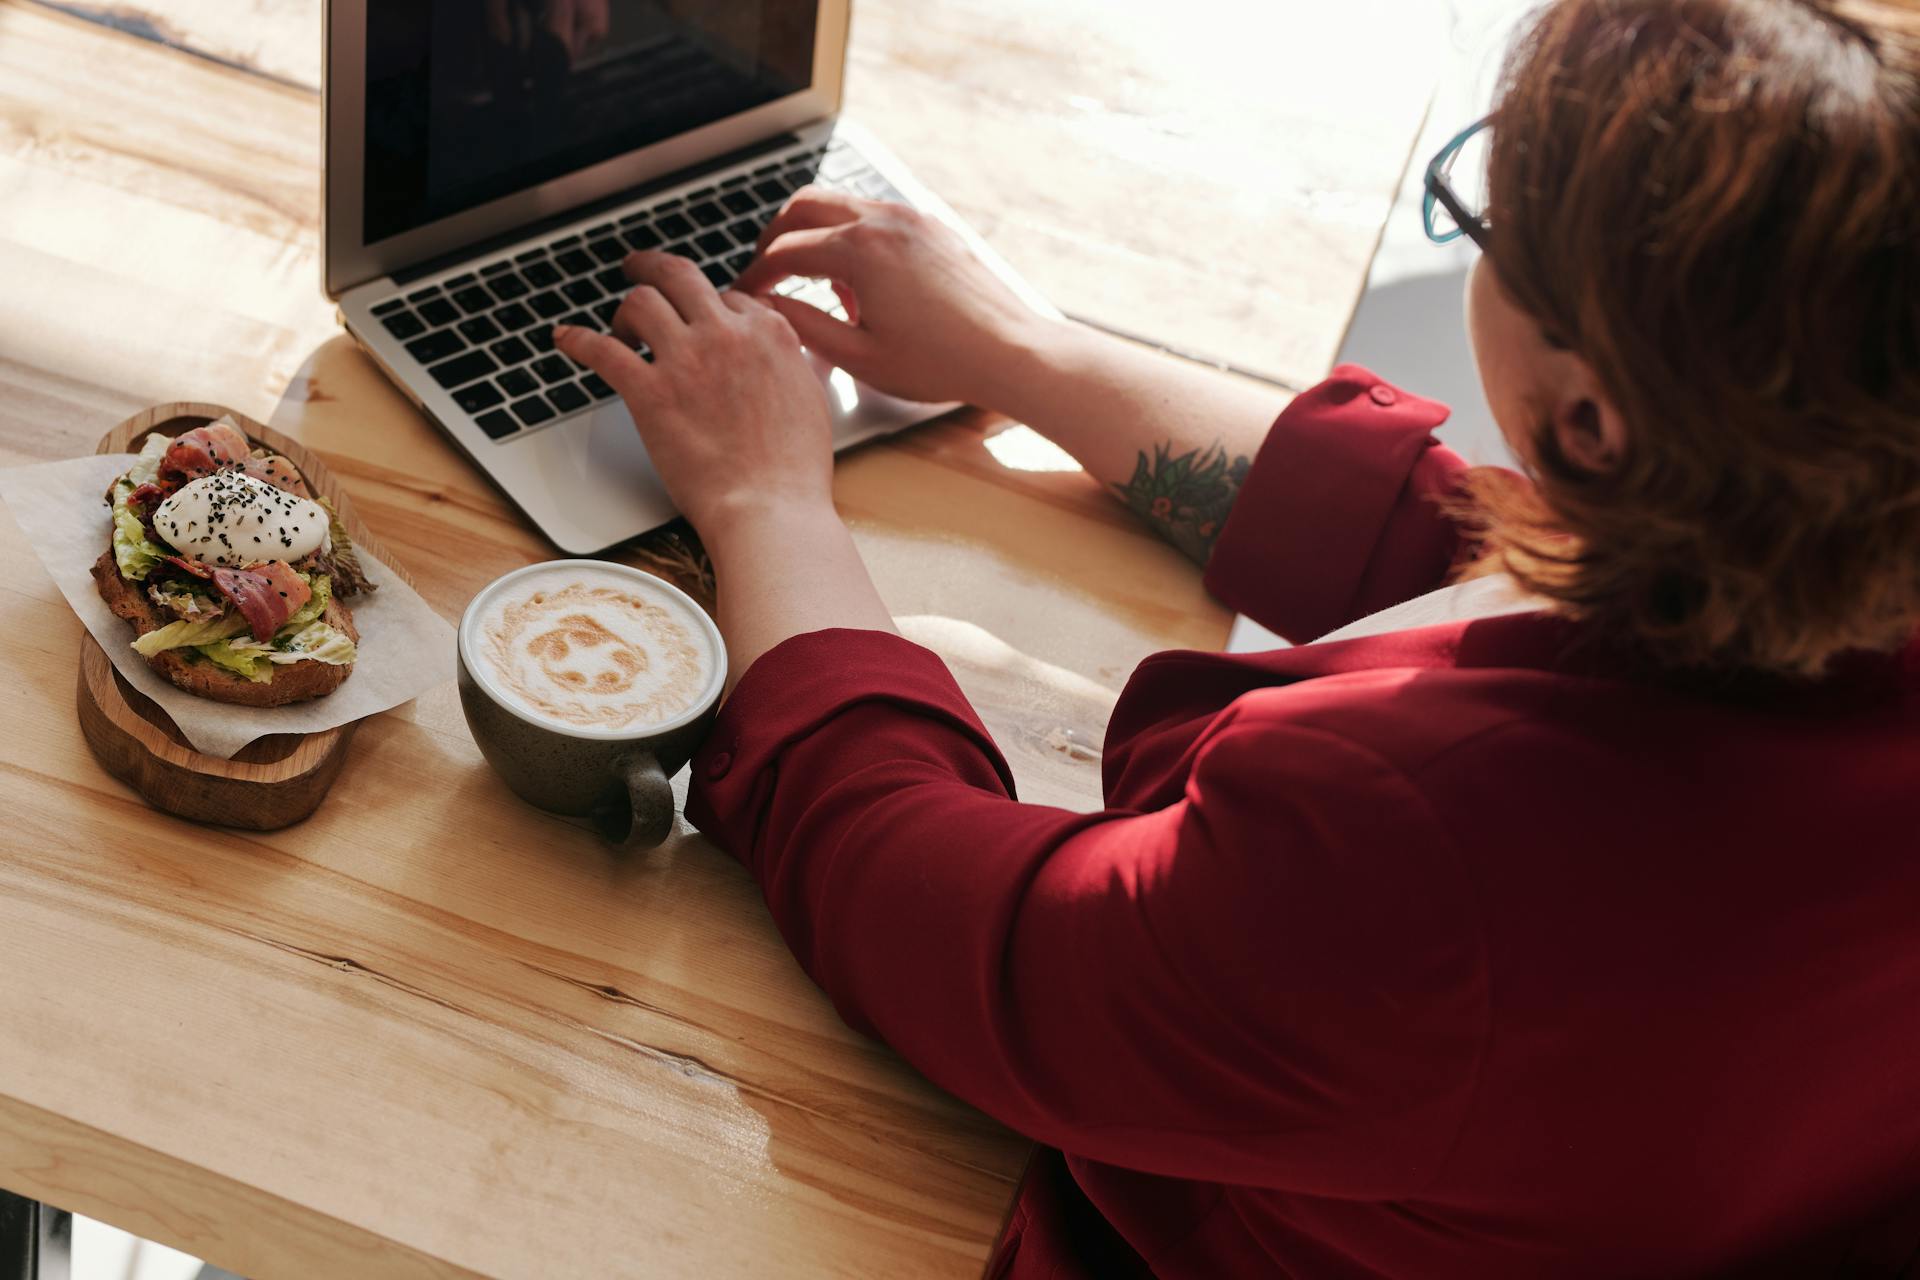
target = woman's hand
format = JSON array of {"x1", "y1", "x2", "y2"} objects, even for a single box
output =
[
  {"x1": 553, "y1": 250, "x2": 896, "y2": 695},
  {"x1": 553, "y1": 251, "x2": 836, "y2": 536},
  {"x1": 731, "y1": 188, "x2": 1057, "y2": 409}
]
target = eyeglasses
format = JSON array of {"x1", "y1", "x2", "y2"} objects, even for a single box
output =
[{"x1": 1424, "y1": 117, "x2": 1491, "y2": 251}]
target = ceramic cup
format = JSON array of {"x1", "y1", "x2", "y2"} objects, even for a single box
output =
[{"x1": 456, "y1": 560, "x2": 726, "y2": 848}]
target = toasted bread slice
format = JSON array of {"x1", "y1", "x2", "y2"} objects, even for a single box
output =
[{"x1": 91, "y1": 551, "x2": 357, "y2": 707}]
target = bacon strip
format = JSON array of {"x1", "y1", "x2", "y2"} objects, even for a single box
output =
[
  {"x1": 239, "y1": 453, "x2": 312, "y2": 498},
  {"x1": 161, "y1": 555, "x2": 215, "y2": 580},
  {"x1": 125, "y1": 482, "x2": 166, "y2": 512},
  {"x1": 212, "y1": 561, "x2": 311, "y2": 642},
  {"x1": 158, "y1": 420, "x2": 252, "y2": 489}
]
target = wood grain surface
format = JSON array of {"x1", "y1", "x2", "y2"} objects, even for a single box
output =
[{"x1": 0, "y1": 0, "x2": 1425, "y2": 1274}]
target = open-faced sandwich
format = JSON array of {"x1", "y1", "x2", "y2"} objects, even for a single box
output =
[{"x1": 90, "y1": 417, "x2": 376, "y2": 707}]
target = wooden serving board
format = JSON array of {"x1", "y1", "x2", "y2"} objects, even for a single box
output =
[{"x1": 76, "y1": 402, "x2": 407, "y2": 829}]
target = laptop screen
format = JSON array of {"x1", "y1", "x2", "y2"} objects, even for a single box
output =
[{"x1": 364, "y1": 0, "x2": 819, "y2": 245}]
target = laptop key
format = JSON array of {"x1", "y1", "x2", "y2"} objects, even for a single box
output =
[
  {"x1": 528, "y1": 325, "x2": 556, "y2": 352},
  {"x1": 725, "y1": 218, "x2": 761, "y2": 247},
  {"x1": 562, "y1": 311, "x2": 600, "y2": 332},
  {"x1": 457, "y1": 315, "x2": 502, "y2": 344},
  {"x1": 582, "y1": 372, "x2": 614, "y2": 400},
  {"x1": 548, "y1": 383, "x2": 589, "y2": 414},
  {"x1": 475, "y1": 408, "x2": 519, "y2": 440},
  {"x1": 588, "y1": 238, "x2": 626, "y2": 264},
  {"x1": 561, "y1": 279, "x2": 601, "y2": 306},
  {"x1": 523, "y1": 260, "x2": 562, "y2": 288},
  {"x1": 551, "y1": 234, "x2": 582, "y2": 249},
  {"x1": 719, "y1": 173, "x2": 750, "y2": 190},
  {"x1": 532, "y1": 355, "x2": 573, "y2": 385},
  {"x1": 490, "y1": 335, "x2": 533, "y2": 366},
  {"x1": 688, "y1": 201, "x2": 728, "y2": 228},
  {"x1": 701, "y1": 261, "x2": 730, "y2": 287},
  {"x1": 527, "y1": 290, "x2": 568, "y2": 319},
  {"x1": 404, "y1": 285, "x2": 441, "y2": 306},
  {"x1": 687, "y1": 185, "x2": 717, "y2": 202},
  {"x1": 510, "y1": 395, "x2": 556, "y2": 427},
  {"x1": 725, "y1": 249, "x2": 754, "y2": 276},
  {"x1": 586, "y1": 222, "x2": 616, "y2": 238},
  {"x1": 382, "y1": 311, "x2": 426, "y2": 341},
  {"x1": 554, "y1": 248, "x2": 595, "y2": 275},
  {"x1": 454, "y1": 381, "x2": 505, "y2": 414},
  {"x1": 480, "y1": 260, "x2": 513, "y2": 277},
  {"x1": 446, "y1": 272, "x2": 478, "y2": 289},
  {"x1": 405, "y1": 329, "x2": 466, "y2": 365},
  {"x1": 656, "y1": 211, "x2": 695, "y2": 239},
  {"x1": 498, "y1": 367, "x2": 538, "y2": 398},
  {"x1": 371, "y1": 297, "x2": 406, "y2": 317},
  {"x1": 494, "y1": 301, "x2": 535, "y2": 331},
  {"x1": 695, "y1": 230, "x2": 733, "y2": 258},
  {"x1": 592, "y1": 298, "x2": 621, "y2": 327},
  {"x1": 417, "y1": 297, "x2": 459, "y2": 327},
  {"x1": 618, "y1": 210, "x2": 649, "y2": 227},
  {"x1": 427, "y1": 350, "x2": 497, "y2": 390},
  {"x1": 513, "y1": 247, "x2": 547, "y2": 264},
  {"x1": 656, "y1": 196, "x2": 685, "y2": 212},
  {"x1": 624, "y1": 224, "x2": 663, "y2": 252},
  {"x1": 751, "y1": 179, "x2": 789, "y2": 205},
  {"x1": 489, "y1": 274, "x2": 529, "y2": 302},
  {"x1": 721, "y1": 189, "x2": 758, "y2": 216},
  {"x1": 450, "y1": 286, "x2": 494, "y2": 315},
  {"x1": 664, "y1": 239, "x2": 699, "y2": 260},
  {"x1": 594, "y1": 265, "x2": 629, "y2": 294}
]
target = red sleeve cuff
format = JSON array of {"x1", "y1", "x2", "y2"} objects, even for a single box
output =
[
  {"x1": 1202, "y1": 365, "x2": 1468, "y2": 643},
  {"x1": 685, "y1": 628, "x2": 1018, "y2": 857}
]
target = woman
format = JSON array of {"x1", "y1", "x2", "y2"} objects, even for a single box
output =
[{"x1": 554, "y1": 0, "x2": 1920, "y2": 1273}]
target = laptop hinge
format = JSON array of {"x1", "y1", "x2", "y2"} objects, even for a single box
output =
[{"x1": 392, "y1": 131, "x2": 804, "y2": 286}]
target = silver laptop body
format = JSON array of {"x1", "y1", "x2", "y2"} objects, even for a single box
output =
[{"x1": 322, "y1": 0, "x2": 1052, "y2": 553}]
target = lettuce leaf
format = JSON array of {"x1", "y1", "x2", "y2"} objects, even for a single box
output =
[
  {"x1": 112, "y1": 493, "x2": 167, "y2": 580},
  {"x1": 131, "y1": 611, "x2": 250, "y2": 658},
  {"x1": 126, "y1": 433, "x2": 171, "y2": 487},
  {"x1": 196, "y1": 640, "x2": 274, "y2": 682},
  {"x1": 250, "y1": 621, "x2": 356, "y2": 666},
  {"x1": 108, "y1": 435, "x2": 179, "y2": 580},
  {"x1": 316, "y1": 498, "x2": 377, "y2": 596},
  {"x1": 228, "y1": 620, "x2": 355, "y2": 667},
  {"x1": 146, "y1": 579, "x2": 224, "y2": 624},
  {"x1": 281, "y1": 573, "x2": 331, "y2": 635}
]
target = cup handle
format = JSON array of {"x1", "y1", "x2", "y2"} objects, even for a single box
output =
[{"x1": 595, "y1": 750, "x2": 674, "y2": 849}]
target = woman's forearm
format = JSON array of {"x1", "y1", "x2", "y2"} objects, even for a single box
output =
[
  {"x1": 703, "y1": 496, "x2": 896, "y2": 697},
  {"x1": 978, "y1": 319, "x2": 1288, "y2": 565}
]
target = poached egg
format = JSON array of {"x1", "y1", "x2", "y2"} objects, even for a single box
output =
[{"x1": 152, "y1": 472, "x2": 330, "y2": 568}]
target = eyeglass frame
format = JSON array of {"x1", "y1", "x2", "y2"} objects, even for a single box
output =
[{"x1": 1423, "y1": 117, "x2": 1492, "y2": 251}]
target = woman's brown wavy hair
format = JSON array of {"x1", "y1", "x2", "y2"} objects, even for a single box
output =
[{"x1": 1469, "y1": 0, "x2": 1920, "y2": 674}]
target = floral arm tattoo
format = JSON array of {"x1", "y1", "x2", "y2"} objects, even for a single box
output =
[{"x1": 1111, "y1": 441, "x2": 1253, "y2": 566}]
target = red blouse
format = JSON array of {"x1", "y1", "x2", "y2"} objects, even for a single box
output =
[{"x1": 685, "y1": 366, "x2": 1920, "y2": 1278}]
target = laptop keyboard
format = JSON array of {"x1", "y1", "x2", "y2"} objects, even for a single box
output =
[{"x1": 365, "y1": 134, "x2": 904, "y2": 443}]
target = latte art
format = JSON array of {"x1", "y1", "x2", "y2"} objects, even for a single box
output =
[{"x1": 476, "y1": 574, "x2": 714, "y2": 731}]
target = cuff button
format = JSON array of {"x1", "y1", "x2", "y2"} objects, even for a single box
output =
[
  {"x1": 1369, "y1": 384, "x2": 1399, "y2": 406},
  {"x1": 706, "y1": 750, "x2": 733, "y2": 780}
]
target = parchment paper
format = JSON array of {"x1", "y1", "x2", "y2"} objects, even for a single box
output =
[{"x1": 0, "y1": 452, "x2": 456, "y2": 758}]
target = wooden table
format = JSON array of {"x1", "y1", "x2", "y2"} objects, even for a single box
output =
[{"x1": 0, "y1": 2, "x2": 1433, "y2": 1275}]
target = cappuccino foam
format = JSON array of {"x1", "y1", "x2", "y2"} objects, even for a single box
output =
[{"x1": 473, "y1": 566, "x2": 716, "y2": 732}]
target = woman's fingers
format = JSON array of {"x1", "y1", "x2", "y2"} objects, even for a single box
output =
[
  {"x1": 762, "y1": 293, "x2": 873, "y2": 368},
  {"x1": 731, "y1": 225, "x2": 860, "y2": 296},
  {"x1": 754, "y1": 186, "x2": 864, "y2": 256},
  {"x1": 552, "y1": 324, "x2": 651, "y2": 397},
  {"x1": 610, "y1": 284, "x2": 683, "y2": 354},
  {"x1": 623, "y1": 250, "x2": 725, "y2": 323}
]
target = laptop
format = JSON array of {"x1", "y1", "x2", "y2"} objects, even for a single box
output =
[{"x1": 322, "y1": 0, "x2": 1053, "y2": 553}]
